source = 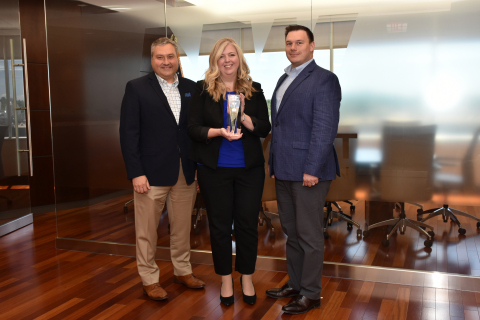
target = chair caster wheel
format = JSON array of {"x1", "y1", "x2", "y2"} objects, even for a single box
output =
[
  {"x1": 443, "y1": 217, "x2": 448, "y2": 223},
  {"x1": 382, "y1": 239, "x2": 390, "y2": 247},
  {"x1": 417, "y1": 208, "x2": 424, "y2": 215},
  {"x1": 323, "y1": 231, "x2": 329, "y2": 239},
  {"x1": 477, "y1": 222, "x2": 480, "y2": 229},
  {"x1": 347, "y1": 223, "x2": 353, "y2": 230},
  {"x1": 420, "y1": 226, "x2": 426, "y2": 230},
  {"x1": 363, "y1": 230, "x2": 370, "y2": 238},
  {"x1": 458, "y1": 228, "x2": 466, "y2": 235},
  {"x1": 194, "y1": 228, "x2": 200, "y2": 235},
  {"x1": 427, "y1": 231, "x2": 435, "y2": 237},
  {"x1": 270, "y1": 231, "x2": 276, "y2": 238},
  {"x1": 400, "y1": 231, "x2": 405, "y2": 235},
  {"x1": 424, "y1": 239, "x2": 433, "y2": 248},
  {"x1": 328, "y1": 221, "x2": 332, "y2": 226},
  {"x1": 350, "y1": 205, "x2": 355, "y2": 212},
  {"x1": 357, "y1": 229, "x2": 362, "y2": 237},
  {"x1": 123, "y1": 207, "x2": 128, "y2": 213}
]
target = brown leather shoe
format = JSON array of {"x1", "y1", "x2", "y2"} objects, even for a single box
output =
[
  {"x1": 282, "y1": 295, "x2": 321, "y2": 314},
  {"x1": 265, "y1": 283, "x2": 300, "y2": 299},
  {"x1": 143, "y1": 283, "x2": 168, "y2": 301},
  {"x1": 173, "y1": 274, "x2": 205, "y2": 289}
]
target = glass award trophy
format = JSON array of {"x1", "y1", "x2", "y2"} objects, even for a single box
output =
[{"x1": 227, "y1": 94, "x2": 241, "y2": 135}]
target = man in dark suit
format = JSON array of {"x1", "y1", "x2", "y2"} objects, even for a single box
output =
[
  {"x1": 120, "y1": 37, "x2": 205, "y2": 301},
  {"x1": 265, "y1": 25, "x2": 341, "y2": 314}
]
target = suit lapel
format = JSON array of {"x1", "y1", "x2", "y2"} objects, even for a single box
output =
[
  {"x1": 178, "y1": 78, "x2": 191, "y2": 126},
  {"x1": 148, "y1": 72, "x2": 177, "y2": 124},
  {"x1": 276, "y1": 61, "x2": 316, "y2": 117},
  {"x1": 271, "y1": 73, "x2": 288, "y2": 120}
]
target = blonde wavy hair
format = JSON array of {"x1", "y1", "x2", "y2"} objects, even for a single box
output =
[{"x1": 204, "y1": 38, "x2": 256, "y2": 102}]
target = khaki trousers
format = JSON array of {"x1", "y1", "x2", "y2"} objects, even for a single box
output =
[{"x1": 134, "y1": 161, "x2": 197, "y2": 286}]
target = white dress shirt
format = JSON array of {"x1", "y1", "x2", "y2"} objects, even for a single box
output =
[
  {"x1": 275, "y1": 58, "x2": 314, "y2": 111},
  {"x1": 156, "y1": 73, "x2": 181, "y2": 124}
]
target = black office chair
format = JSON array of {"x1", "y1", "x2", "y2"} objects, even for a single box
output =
[
  {"x1": 417, "y1": 128, "x2": 480, "y2": 234},
  {"x1": 363, "y1": 124, "x2": 436, "y2": 247}
]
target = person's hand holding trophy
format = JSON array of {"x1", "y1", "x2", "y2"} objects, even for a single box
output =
[{"x1": 220, "y1": 93, "x2": 244, "y2": 141}]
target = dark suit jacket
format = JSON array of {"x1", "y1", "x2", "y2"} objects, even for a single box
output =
[
  {"x1": 120, "y1": 72, "x2": 196, "y2": 186},
  {"x1": 269, "y1": 60, "x2": 341, "y2": 181},
  {"x1": 188, "y1": 81, "x2": 271, "y2": 170}
]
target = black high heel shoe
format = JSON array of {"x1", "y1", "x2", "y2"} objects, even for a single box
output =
[
  {"x1": 220, "y1": 279, "x2": 234, "y2": 306},
  {"x1": 240, "y1": 275, "x2": 257, "y2": 305}
]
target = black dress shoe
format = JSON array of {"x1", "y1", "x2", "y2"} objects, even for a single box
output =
[
  {"x1": 240, "y1": 275, "x2": 256, "y2": 305},
  {"x1": 220, "y1": 279, "x2": 234, "y2": 306},
  {"x1": 265, "y1": 283, "x2": 300, "y2": 299},
  {"x1": 282, "y1": 295, "x2": 321, "y2": 314}
]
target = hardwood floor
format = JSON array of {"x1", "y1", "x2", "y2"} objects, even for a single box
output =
[
  {"x1": 54, "y1": 193, "x2": 480, "y2": 276},
  {"x1": 2, "y1": 212, "x2": 480, "y2": 319}
]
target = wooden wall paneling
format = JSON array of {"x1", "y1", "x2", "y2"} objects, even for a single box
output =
[
  {"x1": 29, "y1": 155, "x2": 55, "y2": 206},
  {"x1": 26, "y1": 63, "x2": 49, "y2": 110},
  {"x1": 18, "y1": 0, "x2": 48, "y2": 64},
  {"x1": 30, "y1": 110, "x2": 52, "y2": 157}
]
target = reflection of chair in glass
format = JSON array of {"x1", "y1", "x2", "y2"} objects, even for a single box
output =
[
  {"x1": 124, "y1": 199, "x2": 134, "y2": 213},
  {"x1": 363, "y1": 124, "x2": 436, "y2": 247},
  {"x1": 125, "y1": 193, "x2": 205, "y2": 234},
  {"x1": 259, "y1": 134, "x2": 276, "y2": 238},
  {"x1": 417, "y1": 128, "x2": 480, "y2": 235},
  {"x1": 192, "y1": 190, "x2": 206, "y2": 235},
  {"x1": 323, "y1": 135, "x2": 362, "y2": 239}
]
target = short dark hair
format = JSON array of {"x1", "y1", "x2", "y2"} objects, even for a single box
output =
[
  {"x1": 285, "y1": 25, "x2": 314, "y2": 43},
  {"x1": 151, "y1": 37, "x2": 179, "y2": 57}
]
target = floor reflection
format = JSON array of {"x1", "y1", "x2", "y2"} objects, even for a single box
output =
[{"x1": 56, "y1": 193, "x2": 480, "y2": 276}]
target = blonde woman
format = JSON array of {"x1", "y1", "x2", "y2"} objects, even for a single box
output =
[{"x1": 188, "y1": 38, "x2": 271, "y2": 306}]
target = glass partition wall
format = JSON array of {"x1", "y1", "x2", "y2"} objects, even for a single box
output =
[
  {"x1": 0, "y1": 0, "x2": 33, "y2": 236},
  {"x1": 49, "y1": 0, "x2": 480, "y2": 277}
]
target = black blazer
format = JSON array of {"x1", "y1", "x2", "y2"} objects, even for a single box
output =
[
  {"x1": 188, "y1": 80, "x2": 271, "y2": 170},
  {"x1": 120, "y1": 72, "x2": 196, "y2": 186}
]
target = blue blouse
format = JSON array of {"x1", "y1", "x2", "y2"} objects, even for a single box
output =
[{"x1": 217, "y1": 92, "x2": 245, "y2": 167}]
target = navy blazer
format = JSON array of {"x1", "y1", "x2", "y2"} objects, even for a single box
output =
[
  {"x1": 269, "y1": 60, "x2": 341, "y2": 181},
  {"x1": 188, "y1": 81, "x2": 271, "y2": 170},
  {"x1": 119, "y1": 72, "x2": 196, "y2": 186}
]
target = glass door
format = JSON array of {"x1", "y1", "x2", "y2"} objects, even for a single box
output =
[{"x1": 0, "y1": 0, "x2": 33, "y2": 236}]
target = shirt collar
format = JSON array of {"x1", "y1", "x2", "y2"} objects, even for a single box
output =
[
  {"x1": 156, "y1": 73, "x2": 179, "y2": 87},
  {"x1": 284, "y1": 58, "x2": 314, "y2": 76}
]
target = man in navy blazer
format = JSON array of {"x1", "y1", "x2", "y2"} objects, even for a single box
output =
[
  {"x1": 120, "y1": 37, "x2": 205, "y2": 301},
  {"x1": 265, "y1": 26, "x2": 341, "y2": 314}
]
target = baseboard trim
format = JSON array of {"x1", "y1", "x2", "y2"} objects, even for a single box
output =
[
  {"x1": 56, "y1": 237, "x2": 480, "y2": 292},
  {"x1": 0, "y1": 214, "x2": 33, "y2": 237}
]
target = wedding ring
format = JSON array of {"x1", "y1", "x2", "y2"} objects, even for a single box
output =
[{"x1": 312, "y1": 183, "x2": 315, "y2": 186}]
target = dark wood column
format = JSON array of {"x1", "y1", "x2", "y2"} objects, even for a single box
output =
[{"x1": 18, "y1": 0, "x2": 55, "y2": 207}]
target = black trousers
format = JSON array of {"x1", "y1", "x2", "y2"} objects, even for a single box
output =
[
  {"x1": 275, "y1": 179, "x2": 331, "y2": 300},
  {"x1": 197, "y1": 165, "x2": 265, "y2": 275}
]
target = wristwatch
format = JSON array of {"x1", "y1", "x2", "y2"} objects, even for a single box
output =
[{"x1": 241, "y1": 114, "x2": 246, "y2": 122}]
